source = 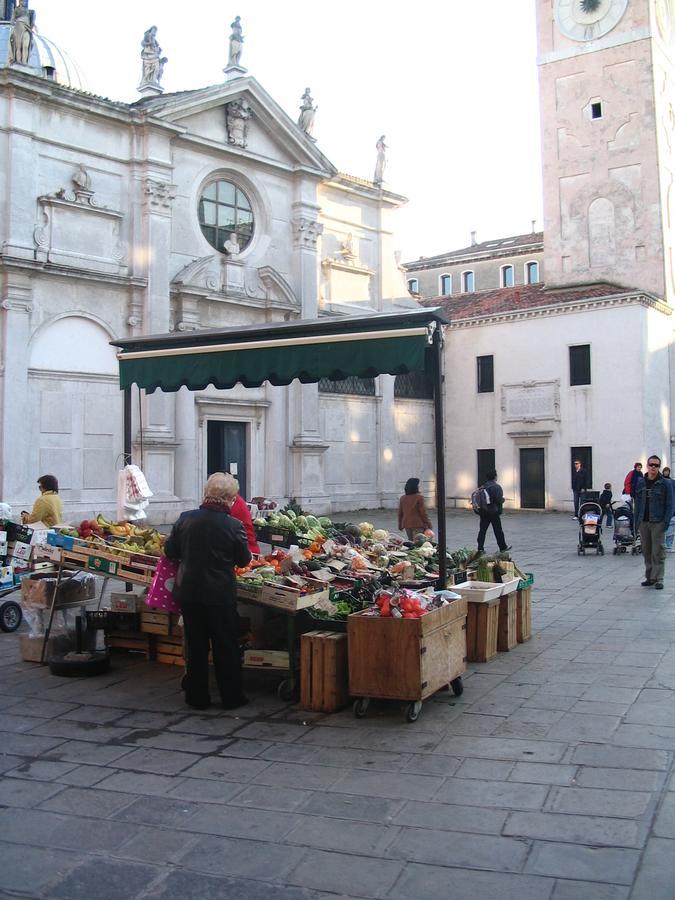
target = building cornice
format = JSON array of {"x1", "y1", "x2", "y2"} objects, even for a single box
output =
[
  {"x1": 449, "y1": 291, "x2": 672, "y2": 329},
  {"x1": 0, "y1": 255, "x2": 148, "y2": 288}
]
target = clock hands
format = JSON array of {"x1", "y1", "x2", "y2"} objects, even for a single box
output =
[{"x1": 580, "y1": 0, "x2": 602, "y2": 12}]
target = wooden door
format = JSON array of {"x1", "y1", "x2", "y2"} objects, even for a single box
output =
[{"x1": 520, "y1": 448, "x2": 545, "y2": 509}]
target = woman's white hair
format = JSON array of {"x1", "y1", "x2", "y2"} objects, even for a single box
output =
[{"x1": 203, "y1": 471, "x2": 239, "y2": 503}]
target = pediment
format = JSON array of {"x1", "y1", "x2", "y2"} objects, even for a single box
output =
[
  {"x1": 171, "y1": 254, "x2": 299, "y2": 310},
  {"x1": 140, "y1": 78, "x2": 335, "y2": 176}
]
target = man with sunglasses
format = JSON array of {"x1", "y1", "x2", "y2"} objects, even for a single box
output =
[{"x1": 635, "y1": 455, "x2": 673, "y2": 590}]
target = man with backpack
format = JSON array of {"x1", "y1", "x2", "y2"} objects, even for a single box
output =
[{"x1": 473, "y1": 470, "x2": 510, "y2": 554}]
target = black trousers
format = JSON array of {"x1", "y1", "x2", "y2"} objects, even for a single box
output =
[
  {"x1": 181, "y1": 602, "x2": 243, "y2": 706},
  {"x1": 477, "y1": 512, "x2": 507, "y2": 552}
]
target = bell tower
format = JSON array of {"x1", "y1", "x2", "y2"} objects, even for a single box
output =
[{"x1": 536, "y1": 0, "x2": 674, "y2": 304}]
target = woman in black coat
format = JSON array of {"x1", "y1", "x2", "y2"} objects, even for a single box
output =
[{"x1": 165, "y1": 472, "x2": 251, "y2": 710}]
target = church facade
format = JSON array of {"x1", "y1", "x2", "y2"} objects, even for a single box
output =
[{"x1": 0, "y1": 5, "x2": 431, "y2": 521}]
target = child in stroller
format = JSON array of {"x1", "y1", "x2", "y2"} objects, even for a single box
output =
[
  {"x1": 612, "y1": 496, "x2": 640, "y2": 555},
  {"x1": 577, "y1": 500, "x2": 604, "y2": 555}
]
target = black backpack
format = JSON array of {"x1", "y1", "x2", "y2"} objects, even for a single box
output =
[{"x1": 471, "y1": 486, "x2": 490, "y2": 515}]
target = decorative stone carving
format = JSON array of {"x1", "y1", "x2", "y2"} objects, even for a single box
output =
[
  {"x1": 374, "y1": 135, "x2": 387, "y2": 185},
  {"x1": 293, "y1": 217, "x2": 323, "y2": 249},
  {"x1": 501, "y1": 380, "x2": 561, "y2": 424},
  {"x1": 143, "y1": 179, "x2": 177, "y2": 211},
  {"x1": 171, "y1": 255, "x2": 299, "y2": 312},
  {"x1": 8, "y1": 0, "x2": 34, "y2": 66},
  {"x1": 297, "y1": 88, "x2": 317, "y2": 139},
  {"x1": 138, "y1": 26, "x2": 167, "y2": 96},
  {"x1": 225, "y1": 98, "x2": 251, "y2": 148}
]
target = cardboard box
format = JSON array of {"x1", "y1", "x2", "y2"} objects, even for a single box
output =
[
  {"x1": 110, "y1": 592, "x2": 143, "y2": 613},
  {"x1": 9, "y1": 541, "x2": 32, "y2": 562},
  {"x1": 0, "y1": 565, "x2": 14, "y2": 589},
  {"x1": 33, "y1": 543, "x2": 61, "y2": 563},
  {"x1": 21, "y1": 574, "x2": 56, "y2": 608},
  {"x1": 19, "y1": 634, "x2": 44, "y2": 663}
]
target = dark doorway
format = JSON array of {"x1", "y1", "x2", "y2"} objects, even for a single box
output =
[
  {"x1": 520, "y1": 448, "x2": 545, "y2": 509},
  {"x1": 570, "y1": 446, "x2": 593, "y2": 490},
  {"x1": 207, "y1": 421, "x2": 247, "y2": 496}
]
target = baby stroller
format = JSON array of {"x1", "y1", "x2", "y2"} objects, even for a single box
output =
[
  {"x1": 612, "y1": 497, "x2": 640, "y2": 555},
  {"x1": 577, "y1": 500, "x2": 604, "y2": 555}
]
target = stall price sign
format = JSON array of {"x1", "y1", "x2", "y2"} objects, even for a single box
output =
[{"x1": 88, "y1": 555, "x2": 119, "y2": 575}]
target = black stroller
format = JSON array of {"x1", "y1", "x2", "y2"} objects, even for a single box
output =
[
  {"x1": 577, "y1": 500, "x2": 604, "y2": 555},
  {"x1": 612, "y1": 497, "x2": 640, "y2": 555}
]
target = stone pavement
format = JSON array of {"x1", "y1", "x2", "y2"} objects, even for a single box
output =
[{"x1": 0, "y1": 509, "x2": 674, "y2": 899}]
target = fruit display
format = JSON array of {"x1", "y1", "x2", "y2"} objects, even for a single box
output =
[{"x1": 56, "y1": 515, "x2": 165, "y2": 557}]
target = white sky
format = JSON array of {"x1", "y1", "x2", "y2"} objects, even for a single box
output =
[{"x1": 34, "y1": 0, "x2": 543, "y2": 262}]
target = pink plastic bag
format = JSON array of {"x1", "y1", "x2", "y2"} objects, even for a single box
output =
[{"x1": 145, "y1": 555, "x2": 181, "y2": 614}]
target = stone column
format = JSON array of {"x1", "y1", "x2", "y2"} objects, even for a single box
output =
[
  {"x1": 289, "y1": 202, "x2": 328, "y2": 511},
  {"x1": 0, "y1": 275, "x2": 33, "y2": 504}
]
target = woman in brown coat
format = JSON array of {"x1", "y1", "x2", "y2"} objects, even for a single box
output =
[{"x1": 398, "y1": 477, "x2": 432, "y2": 540}]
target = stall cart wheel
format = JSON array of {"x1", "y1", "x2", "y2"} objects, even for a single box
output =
[
  {"x1": 353, "y1": 697, "x2": 370, "y2": 718},
  {"x1": 597, "y1": 544, "x2": 604, "y2": 555},
  {"x1": 405, "y1": 700, "x2": 423, "y2": 723},
  {"x1": 450, "y1": 677, "x2": 464, "y2": 697},
  {"x1": 277, "y1": 679, "x2": 295, "y2": 702},
  {"x1": 0, "y1": 600, "x2": 22, "y2": 633},
  {"x1": 613, "y1": 547, "x2": 618, "y2": 555},
  {"x1": 577, "y1": 546, "x2": 584, "y2": 555}
]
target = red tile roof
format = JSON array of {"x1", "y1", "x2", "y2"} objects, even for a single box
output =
[{"x1": 421, "y1": 281, "x2": 638, "y2": 321}]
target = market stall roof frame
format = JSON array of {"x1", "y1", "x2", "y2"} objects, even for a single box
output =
[
  {"x1": 111, "y1": 307, "x2": 450, "y2": 394},
  {"x1": 111, "y1": 306, "x2": 451, "y2": 586}
]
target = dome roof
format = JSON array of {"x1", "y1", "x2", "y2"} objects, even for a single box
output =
[{"x1": 0, "y1": 23, "x2": 87, "y2": 91}]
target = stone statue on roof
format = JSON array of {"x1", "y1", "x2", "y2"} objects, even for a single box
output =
[
  {"x1": 8, "y1": 0, "x2": 35, "y2": 67},
  {"x1": 374, "y1": 135, "x2": 387, "y2": 185},
  {"x1": 297, "y1": 88, "x2": 317, "y2": 139},
  {"x1": 139, "y1": 26, "x2": 167, "y2": 90},
  {"x1": 228, "y1": 16, "x2": 244, "y2": 66}
]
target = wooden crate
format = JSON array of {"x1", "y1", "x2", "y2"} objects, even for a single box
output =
[
  {"x1": 347, "y1": 599, "x2": 467, "y2": 702},
  {"x1": 156, "y1": 635, "x2": 185, "y2": 667},
  {"x1": 498, "y1": 592, "x2": 518, "y2": 652},
  {"x1": 106, "y1": 633, "x2": 151, "y2": 658},
  {"x1": 517, "y1": 587, "x2": 532, "y2": 643},
  {"x1": 60, "y1": 547, "x2": 156, "y2": 585},
  {"x1": 466, "y1": 596, "x2": 499, "y2": 662},
  {"x1": 300, "y1": 631, "x2": 349, "y2": 713}
]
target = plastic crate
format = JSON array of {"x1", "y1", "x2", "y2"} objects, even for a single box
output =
[
  {"x1": 86, "y1": 610, "x2": 141, "y2": 633},
  {"x1": 517, "y1": 572, "x2": 534, "y2": 590}
]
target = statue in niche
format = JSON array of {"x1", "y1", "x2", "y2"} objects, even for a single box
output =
[
  {"x1": 72, "y1": 164, "x2": 92, "y2": 194},
  {"x1": 8, "y1": 0, "x2": 35, "y2": 66},
  {"x1": 140, "y1": 26, "x2": 167, "y2": 86},
  {"x1": 297, "y1": 88, "x2": 317, "y2": 138},
  {"x1": 228, "y1": 16, "x2": 244, "y2": 66},
  {"x1": 338, "y1": 233, "x2": 356, "y2": 262},
  {"x1": 374, "y1": 135, "x2": 387, "y2": 185},
  {"x1": 225, "y1": 98, "x2": 251, "y2": 147}
]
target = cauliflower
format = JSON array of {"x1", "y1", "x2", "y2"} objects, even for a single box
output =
[
  {"x1": 358, "y1": 522, "x2": 374, "y2": 537},
  {"x1": 372, "y1": 529, "x2": 389, "y2": 542}
]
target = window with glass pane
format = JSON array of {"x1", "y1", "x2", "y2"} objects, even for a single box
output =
[
  {"x1": 477, "y1": 449, "x2": 495, "y2": 487},
  {"x1": 440, "y1": 274, "x2": 452, "y2": 296},
  {"x1": 501, "y1": 265, "x2": 514, "y2": 288},
  {"x1": 526, "y1": 261, "x2": 539, "y2": 284},
  {"x1": 319, "y1": 376, "x2": 376, "y2": 396},
  {"x1": 569, "y1": 345, "x2": 591, "y2": 385},
  {"x1": 198, "y1": 180, "x2": 254, "y2": 252},
  {"x1": 407, "y1": 278, "x2": 419, "y2": 294},
  {"x1": 462, "y1": 271, "x2": 475, "y2": 292},
  {"x1": 477, "y1": 355, "x2": 494, "y2": 393}
]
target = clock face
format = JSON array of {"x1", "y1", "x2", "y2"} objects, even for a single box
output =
[{"x1": 555, "y1": 0, "x2": 629, "y2": 41}]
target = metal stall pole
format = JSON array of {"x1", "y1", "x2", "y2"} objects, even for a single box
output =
[
  {"x1": 431, "y1": 324, "x2": 448, "y2": 589},
  {"x1": 123, "y1": 386, "x2": 133, "y2": 465}
]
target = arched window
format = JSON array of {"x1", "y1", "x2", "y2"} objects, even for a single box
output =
[
  {"x1": 440, "y1": 273, "x2": 452, "y2": 296},
  {"x1": 501, "y1": 265, "x2": 515, "y2": 288},
  {"x1": 526, "y1": 261, "x2": 540, "y2": 284},
  {"x1": 462, "y1": 271, "x2": 475, "y2": 292},
  {"x1": 407, "y1": 278, "x2": 419, "y2": 294}
]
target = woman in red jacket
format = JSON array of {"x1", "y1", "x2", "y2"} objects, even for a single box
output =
[{"x1": 221, "y1": 473, "x2": 261, "y2": 554}]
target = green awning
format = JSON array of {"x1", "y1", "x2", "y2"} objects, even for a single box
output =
[{"x1": 112, "y1": 308, "x2": 449, "y2": 393}]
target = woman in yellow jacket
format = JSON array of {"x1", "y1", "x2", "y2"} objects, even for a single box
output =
[{"x1": 22, "y1": 475, "x2": 63, "y2": 527}]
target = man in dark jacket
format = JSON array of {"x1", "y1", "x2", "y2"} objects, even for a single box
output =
[
  {"x1": 477, "y1": 471, "x2": 510, "y2": 554},
  {"x1": 635, "y1": 455, "x2": 673, "y2": 590},
  {"x1": 571, "y1": 459, "x2": 589, "y2": 519},
  {"x1": 165, "y1": 472, "x2": 251, "y2": 710}
]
